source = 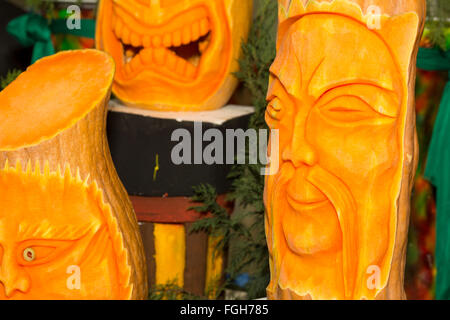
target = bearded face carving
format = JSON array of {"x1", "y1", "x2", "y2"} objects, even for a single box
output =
[
  {"x1": 264, "y1": 0, "x2": 424, "y2": 300},
  {"x1": 96, "y1": 0, "x2": 253, "y2": 111}
]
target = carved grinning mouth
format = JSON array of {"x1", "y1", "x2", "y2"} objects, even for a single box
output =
[{"x1": 111, "y1": 10, "x2": 211, "y2": 80}]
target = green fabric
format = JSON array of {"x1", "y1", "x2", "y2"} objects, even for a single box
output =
[
  {"x1": 418, "y1": 47, "x2": 450, "y2": 300},
  {"x1": 6, "y1": 13, "x2": 95, "y2": 64},
  {"x1": 6, "y1": 13, "x2": 54, "y2": 64}
]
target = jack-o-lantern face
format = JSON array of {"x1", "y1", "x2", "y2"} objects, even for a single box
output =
[
  {"x1": 96, "y1": 0, "x2": 253, "y2": 111},
  {"x1": 264, "y1": 0, "x2": 422, "y2": 300},
  {"x1": 0, "y1": 163, "x2": 132, "y2": 300}
]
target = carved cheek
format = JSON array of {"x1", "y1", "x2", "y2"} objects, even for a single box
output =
[{"x1": 306, "y1": 109, "x2": 399, "y2": 181}]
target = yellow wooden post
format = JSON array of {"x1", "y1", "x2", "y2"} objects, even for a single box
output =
[{"x1": 153, "y1": 224, "x2": 186, "y2": 292}]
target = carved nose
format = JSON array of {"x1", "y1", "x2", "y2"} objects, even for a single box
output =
[
  {"x1": 0, "y1": 252, "x2": 31, "y2": 297},
  {"x1": 283, "y1": 111, "x2": 318, "y2": 167},
  {"x1": 282, "y1": 142, "x2": 317, "y2": 168}
]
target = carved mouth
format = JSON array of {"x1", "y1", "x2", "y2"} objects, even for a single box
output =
[
  {"x1": 111, "y1": 9, "x2": 211, "y2": 80},
  {"x1": 285, "y1": 168, "x2": 329, "y2": 211},
  {"x1": 286, "y1": 193, "x2": 329, "y2": 211}
]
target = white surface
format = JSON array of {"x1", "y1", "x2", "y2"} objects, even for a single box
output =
[{"x1": 108, "y1": 100, "x2": 255, "y2": 126}]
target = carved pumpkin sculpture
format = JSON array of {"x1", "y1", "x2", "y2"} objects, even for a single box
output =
[
  {"x1": 96, "y1": 0, "x2": 253, "y2": 111},
  {"x1": 0, "y1": 50, "x2": 148, "y2": 299},
  {"x1": 264, "y1": 0, "x2": 425, "y2": 300}
]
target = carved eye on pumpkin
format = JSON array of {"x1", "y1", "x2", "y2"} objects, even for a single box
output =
[
  {"x1": 23, "y1": 248, "x2": 35, "y2": 262},
  {"x1": 318, "y1": 95, "x2": 394, "y2": 124},
  {"x1": 266, "y1": 97, "x2": 283, "y2": 123},
  {"x1": 17, "y1": 240, "x2": 72, "y2": 266}
]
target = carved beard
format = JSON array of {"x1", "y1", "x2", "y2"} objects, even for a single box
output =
[{"x1": 269, "y1": 161, "x2": 358, "y2": 298}]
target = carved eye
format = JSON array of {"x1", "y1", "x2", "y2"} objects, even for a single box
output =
[
  {"x1": 266, "y1": 97, "x2": 283, "y2": 123},
  {"x1": 319, "y1": 96, "x2": 387, "y2": 123},
  {"x1": 20, "y1": 246, "x2": 55, "y2": 265},
  {"x1": 23, "y1": 247, "x2": 35, "y2": 262},
  {"x1": 18, "y1": 240, "x2": 72, "y2": 266}
]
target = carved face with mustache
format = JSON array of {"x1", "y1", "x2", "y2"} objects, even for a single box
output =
[{"x1": 264, "y1": 1, "x2": 420, "y2": 300}]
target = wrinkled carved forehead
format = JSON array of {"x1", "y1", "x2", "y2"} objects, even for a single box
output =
[
  {"x1": 270, "y1": 13, "x2": 401, "y2": 99},
  {"x1": 114, "y1": 0, "x2": 230, "y2": 6},
  {"x1": 278, "y1": 0, "x2": 424, "y2": 21},
  {"x1": 273, "y1": 0, "x2": 420, "y2": 98},
  {"x1": 0, "y1": 162, "x2": 108, "y2": 239}
]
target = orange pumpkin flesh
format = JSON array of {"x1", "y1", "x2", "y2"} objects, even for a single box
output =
[
  {"x1": 0, "y1": 50, "x2": 114, "y2": 150},
  {"x1": 0, "y1": 161, "x2": 132, "y2": 299},
  {"x1": 96, "y1": 0, "x2": 253, "y2": 111},
  {"x1": 0, "y1": 49, "x2": 148, "y2": 299},
  {"x1": 265, "y1": 0, "x2": 424, "y2": 300}
]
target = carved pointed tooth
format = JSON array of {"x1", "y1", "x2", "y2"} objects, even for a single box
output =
[
  {"x1": 199, "y1": 18, "x2": 209, "y2": 36},
  {"x1": 191, "y1": 21, "x2": 200, "y2": 41},
  {"x1": 140, "y1": 48, "x2": 152, "y2": 64},
  {"x1": 163, "y1": 33, "x2": 172, "y2": 47},
  {"x1": 182, "y1": 28, "x2": 191, "y2": 45},
  {"x1": 199, "y1": 36, "x2": 209, "y2": 53},
  {"x1": 153, "y1": 48, "x2": 167, "y2": 65},
  {"x1": 115, "y1": 18, "x2": 123, "y2": 38},
  {"x1": 111, "y1": 14, "x2": 117, "y2": 28},
  {"x1": 152, "y1": 36, "x2": 162, "y2": 47},
  {"x1": 130, "y1": 33, "x2": 141, "y2": 47},
  {"x1": 130, "y1": 55, "x2": 142, "y2": 71},
  {"x1": 173, "y1": 30, "x2": 182, "y2": 47},
  {"x1": 185, "y1": 63, "x2": 196, "y2": 78},
  {"x1": 44, "y1": 160, "x2": 50, "y2": 176},
  {"x1": 26, "y1": 160, "x2": 32, "y2": 174},
  {"x1": 122, "y1": 27, "x2": 131, "y2": 44},
  {"x1": 125, "y1": 49, "x2": 134, "y2": 58},
  {"x1": 176, "y1": 58, "x2": 187, "y2": 75},
  {"x1": 166, "y1": 51, "x2": 177, "y2": 70},
  {"x1": 143, "y1": 35, "x2": 151, "y2": 47},
  {"x1": 188, "y1": 55, "x2": 200, "y2": 67},
  {"x1": 128, "y1": 60, "x2": 136, "y2": 72},
  {"x1": 124, "y1": 54, "x2": 132, "y2": 64},
  {"x1": 34, "y1": 160, "x2": 40, "y2": 176},
  {"x1": 15, "y1": 159, "x2": 22, "y2": 172},
  {"x1": 125, "y1": 63, "x2": 132, "y2": 74}
]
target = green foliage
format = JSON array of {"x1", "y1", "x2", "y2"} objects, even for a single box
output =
[
  {"x1": 234, "y1": 0, "x2": 277, "y2": 129},
  {"x1": 148, "y1": 281, "x2": 203, "y2": 300},
  {"x1": 190, "y1": 184, "x2": 243, "y2": 255},
  {"x1": 24, "y1": 0, "x2": 83, "y2": 19},
  {"x1": 25, "y1": 0, "x2": 55, "y2": 18},
  {"x1": 190, "y1": 0, "x2": 277, "y2": 300},
  {"x1": 426, "y1": 0, "x2": 450, "y2": 50},
  {"x1": 0, "y1": 69, "x2": 22, "y2": 90}
]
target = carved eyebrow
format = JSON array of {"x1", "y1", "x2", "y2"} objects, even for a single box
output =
[
  {"x1": 18, "y1": 222, "x2": 99, "y2": 241},
  {"x1": 315, "y1": 82, "x2": 400, "y2": 117},
  {"x1": 312, "y1": 80, "x2": 396, "y2": 101},
  {"x1": 267, "y1": 70, "x2": 293, "y2": 101}
]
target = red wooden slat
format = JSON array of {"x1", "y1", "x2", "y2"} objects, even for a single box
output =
[{"x1": 131, "y1": 194, "x2": 232, "y2": 223}]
